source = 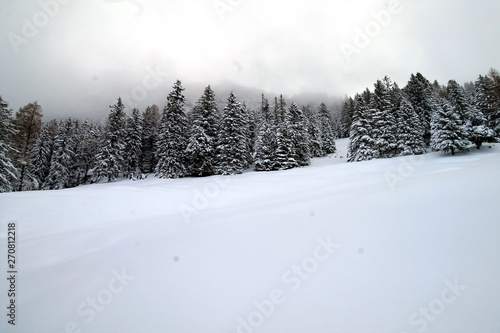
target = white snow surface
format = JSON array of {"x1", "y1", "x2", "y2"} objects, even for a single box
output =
[{"x1": 1, "y1": 139, "x2": 500, "y2": 333}]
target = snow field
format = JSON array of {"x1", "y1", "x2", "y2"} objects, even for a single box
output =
[{"x1": 0, "y1": 139, "x2": 499, "y2": 333}]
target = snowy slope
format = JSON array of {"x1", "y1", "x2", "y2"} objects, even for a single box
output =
[{"x1": 1, "y1": 139, "x2": 500, "y2": 333}]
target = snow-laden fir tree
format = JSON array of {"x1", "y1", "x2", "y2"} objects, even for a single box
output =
[
  {"x1": 340, "y1": 97, "x2": 356, "y2": 138},
  {"x1": 302, "y1": 105, "x2": 323, "y2": 158},
  {"x1": 394, "y1": 93, "x2": 427, "y2": 156},
  {"x1": 287, "y1": 102, "x2": 310, "y2": 166},
  {"x1": 243, "y1": 104, "x2": 256, "y2": 166},
  {"x1": 372, "y1": 77, "x2": 397, "y2": 158},
  {"x1": 124, "y1": 108, "x2": 143, "y2": 179},
  {"x1": 155, "y1": 81, "x2": 189, "y2": 179},
  {"x1": 430, "y1": 100, "x2": 471, "y2": 155},
  {"x1": 318, "y1": 103, "x2": 336, "y2": 155},
  {"x1": 254, "y1": 95, "x2": 277, "y2": 171},
  {"x1": 347, "y1": 94, "x2": 376, "y2": 162},
  {"x1": 30, "y1": 120, "x2": 58, "y2": 188},
  {"x1": 274, "y1": 122, "x2": 296, "y2": 170},
  {"x1": 0, "y1": 97, "x2": 18, "y2": 193},
  {"x1": 11, "y1": 101, "x2": 43, "y2": 191},
  {"x1": 73, "y1": 120, "x2": 101, "y2": 185},
  {"x1": 43, "y1": 118, "x2": 76, "y2": 190},
  {"x1": 93, "y1": 98, "x2": 127, "y2": 182},
  {"x1": 474, "y1": 75, "x2": 500, "y2": 135},
  {"x1": 446, "y1": 80, "x2": 475, "y2": 139},
  {"x1": 186, "y1": 85, "x2": 219, "y2": 176},
  {"x1": 215, "y1": 92, "x2": 249, "y2": 175},
  {"x1": 403, "y1": 73, "x2": 437, "y2": 145},
  {"x1": 141, "y1": 104, "x2": 161, "y2": 173}
]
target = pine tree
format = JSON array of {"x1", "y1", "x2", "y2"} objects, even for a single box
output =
[
  {"x1": 0, "y1": 97, "x2": 18, "y2": 193},
  {"x1": 215, "y1": 92, "x2": 249, "y2": 175},
  {"x1": 430, "y1": 100, "x2": 471, "y2": 155},
  {"x1": 155, "y1": 81, "x2": 189, "y2": 179},
  {"x1": 11, "y1": 102, "x2": 43, "y2": 191},
  {"x1": 43, "y1": 118, "x2": 76, "y2": 190},
  {"x1": 372, "y1": 77, "x2": 397, "y2": 158},
  {"x1": 186, "y1": 85, "x2": 219, "y2": 176},
  {"x1": 447, "y1": 80, "x2": 475, "y2": 139},
  {"x1": 141, "y1": 105, "x2": 161, "y2": 173},
  {"x1": 93, "y1": 98, "x2": 127, "y2": 182},
  {"x1": 347, "y1": 94, "x2": 376, "y2": 162},
  {"x1": 394, "y1": 94, "x2": 427, "y2": 156},
  {"x1": 318, "y1": 103, "x2": 336, "y2": 155},
  {"x1": 124, "y1": 108, "x2": 143, "y2": 179},
  {"x1": 254, "y1": 95, "x2": 277, "y2": 171},
  {"x1": 340, "y1": 97, "x2": 356, "y2": 138},
  {"x1": 475, "y1": 75, "x2": 500, "y2": 135},
  {"x1": 403, "y1": 73, "x2": 438, "y2": 145},
  {"x1": 30, "y1": 120, "x2": 58, "y2": 188},
  {"x1": 287, "y1": 103, "x2": 310, "y2": 166},
  {"x1": 73, "y1": 120, "x2": 101, "y2": 185},
  {"x1": 302, "y1": 105, "x2": 323, "y2": 158}
]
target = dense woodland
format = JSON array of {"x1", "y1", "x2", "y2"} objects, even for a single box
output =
[{"x1": 1, "y1": 69, "x2": 500, "y2": 193}]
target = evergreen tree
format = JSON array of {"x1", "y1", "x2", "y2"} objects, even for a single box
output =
[
  {"x1": 30, "y1": 120, "x2": 58, "y2": 188},
  {"x1": 0, "y1": 97, "x2": 18, "y2": 193},
  {"x1": 302, "y1": 105, "x2": 323, "y2": 158},
  {"x1": 372, "y1": 77, "x2": 397, "y2": 158},
  {"x1": 403, "y1": 73, "x2": 438, "y2": 145},
  {"x1": 347, "y1": 94, "x2": 376, "y2": 162},
  {"x1": 155, "y1": 81, "x2": 189, "y2": 179},
  {"x1": 318, "y1": 103, "x2": 336, "y2": 154},
  {"x1": 73, "y1": 120, "x2": 101, "y2": 185},
  {"x1": 186, "y1": 85, "x2": 219, "y2": 176},
  {"x1": 124, "y1": 108, "x2": 143, "y2": 179},
  {"x1": 475, "y1": 75, "x2": 500, "y2": 135},
  {"x1": 430, "y1": 100, "x2": 471, "y2": 155},
  {"x1": 394, "y1": 94, "x2": 427, "y2": 156},
  {"x1": 447, "y1": 80, "x2": 475, "y2": 138},
  {"x1": 287, "y1": 103, "x2": 310, "y2": 166},
  {"x1": 11, "y1": 102, "x2": 43, "y2": 191},
  {"x1": 215, "y1": 92, "x2": 249, "y2": 175},
  {"x1": 141, "y1": 105, "x2": 161, "y2": 173},
  {"x1": 93, "y1": 98, "x2": 127, "y2": 182},
  {"x1": 43, "y1": 118, "x2": 76, "y2": 190},
  {"x1": 340, "y1": 97, "x2": 355, "y2": 138},
  {"x1": 254, "y1": 95, "x2": 277, "y2": 171}
]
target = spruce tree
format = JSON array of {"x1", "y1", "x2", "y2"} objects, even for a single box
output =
[
  {"x1": 11, "y1": 102, "x2": 43, "y2": 191},
  {"x1": 340, "y1": 97, "x2": 356, "y2": 138},
  {"x1": 287, "y1": 103, "x2": 310, "y2": 166},
  {"x1": 124, "y1": 108, "x2": 143, "y2": 179},
  {"x1": 347, "y1": 94, "x2": 376, "y2": 162},
  {"x1": 93, "y1": 98, "x2": 127, "y2": 182},
  {"x1": 43, "y1": 118, "x2": 76, "y2": 190},
  {"x1": 186, "y1": 85, "x2": 219, "y2": 176},
  {"x1": 394, "y1": 94, "x2": 427, "y2": 156},
  {"x1": 73, "y1": 120, "x2": 101, "y2": 185},
  {"x1": 30, "y1": 120, "x2": 58, "y2": 188},
  {"x1": 372, "y1": 77, "x2": 397, "y2": 158},
  {"x1": 447, "y1": 80, "x2": 475, "y2": 139},
  {"x1": 155, "y1": 81, "x2": 189, "y2": 179},
  {"x1": 215, "y1": 92, "x2": 249, "y2": 175},
  {"x1": 141, "y1": 105, "x2": 161, "y2": 173},
  {"x1": 403, "y1": 73, "x2": 439, "y2": 145},
  {"x1": 318, "y1": 103, "x2": 336, "y2": 155},
  {"x1": 475, "y1": 75, "x2": 500, "y2": 135},
  {"x1": 0, "y1": 97, "x2": 18, "y2": 193},
  {"x1": 302, "y1": 105, "x2": 323, "y2": 158},
  {"x1": 254, "y1": 95, "x2": 277, "y2": 171},
  {"x1": 430, "y1": 100, "x2": 471, "y2": 155}
]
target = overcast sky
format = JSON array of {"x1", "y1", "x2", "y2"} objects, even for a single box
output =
[{"x1": 1, "y1": 0, "x2": 499, "y2": 118}]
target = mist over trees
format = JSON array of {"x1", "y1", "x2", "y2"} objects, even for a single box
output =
[{"x1": 1, "y1": 69, "x2": 499, "y2": 192}]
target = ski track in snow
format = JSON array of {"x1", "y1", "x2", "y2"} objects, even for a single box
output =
[{"x1": 1, "y1": 139, "x2": 500, "y2": 333}]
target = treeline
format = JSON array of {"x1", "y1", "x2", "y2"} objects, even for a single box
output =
[
  {"x1": 341, "y1": 69, "x2": 500, "y2": 161},
  {"x1": 0, "y1": 81, "x2": 337, "y2": 192}
]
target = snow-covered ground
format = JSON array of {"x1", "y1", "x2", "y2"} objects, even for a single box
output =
[{"x1": 1, "y1": 139, "x2": 500, "y2": 333}]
